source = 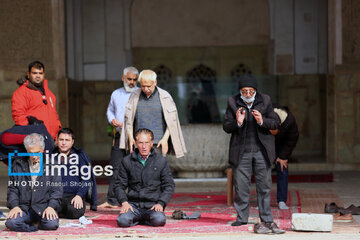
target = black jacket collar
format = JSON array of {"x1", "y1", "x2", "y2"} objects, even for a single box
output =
[{"x1": 130, "y1": 148, "x2": 156, "y2": 161}]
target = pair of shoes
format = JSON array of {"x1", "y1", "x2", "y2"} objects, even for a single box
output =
[
  {"x1": 265, "y1": 222, "x2": 285, "y2": 234},
  {"x1": 254, "y1": 222, "x2": 285, "y2": 234},
  {"x1": 278, "y1": 201, "x2": 289, "y2": 210},
  {"x1": 231, "y1": 221, "x2": 247, "y2": 226},
  {"x1": 172, "y1": 210, "x2": 201, "y2": 220},
  {"x1": 254, "y1": 222, "x2": 272, "y2": 234},
  {"x1": 183, "y1": 211, "x2": 201, "y2": 220},
  {"x1": 339, "y1": 204, "x2": 360, "y2": 215},
  {"x1": 325, "y1": 203, "x2": 360, "y2": 215},
  {"x1": 324, "y1": 202, "x2": 341, "y2": 213},
  {"x1": 333, "y1": 212, "x2": 353, "y2": 222}
]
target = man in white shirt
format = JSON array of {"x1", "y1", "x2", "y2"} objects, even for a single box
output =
[{"x1": 99, "y1": 67, "x2": 139, "y2": 208}]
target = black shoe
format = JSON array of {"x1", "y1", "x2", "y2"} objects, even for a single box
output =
[
  {"x1": 265, "y1": 222, "x2": 285, "y2": 234},
  {"x1": 324, "y1": 202, "x2": 340, "y2": 213},
  {"x1": 231, "y1": 221, "x2": 247, "y2": 226}
]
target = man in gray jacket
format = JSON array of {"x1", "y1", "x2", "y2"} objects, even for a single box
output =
[
  {"x1": 223, "y1": 75, "x2": 284, "y2": 234},
  {"x1": 120, "y1": 69, "x2": 186, "y2": 158},
  {"x1": 6, "y1": 133, "x2": 62, "y2": 232}
]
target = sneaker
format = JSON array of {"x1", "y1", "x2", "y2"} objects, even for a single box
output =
[
  {"x1": 278, "y1": 201, "x2": 289, "y2": 210},
  {"x1": 324, "y1": 202, "x2": 341, "y2": 213},
  {"x1": 266, "y1": 222, "x2": 285, "y2": 234},
  {"x1": 254, "y1": 222, "x2": 272, "y2": 234},
  {"x1": 0, "y1": 211, "x2": 6, "y2": 221}
]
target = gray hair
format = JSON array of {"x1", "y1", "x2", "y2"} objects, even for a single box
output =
[
  {"x1": 123, "y1": 66, "x2": 139, "y2": 76},
  {"x1": 24, "y1": 133, "x2": 45, "y2": 151},
  {"x1": 138, "y1": 69, "x2": 157, "y2": 83}
]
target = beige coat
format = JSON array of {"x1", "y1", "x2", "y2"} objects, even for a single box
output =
[{"x1": 119, "y1": 87, "x2": 186, "y2": 158}]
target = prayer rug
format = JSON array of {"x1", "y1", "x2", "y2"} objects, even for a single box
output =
[{"x1": 0, "y1": 190, "x2": 301, "y2": 237}]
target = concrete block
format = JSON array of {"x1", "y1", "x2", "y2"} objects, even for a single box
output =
[{"x1": 292, "y1": 213, "x2": 333, "y2": 232}]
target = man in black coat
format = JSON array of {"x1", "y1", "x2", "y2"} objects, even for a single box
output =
[
  {"x1": 6, "y1": 133, "x2": 62, "y2": 232},
  {"x1": 115, "y1": 128, "x2": 175, "y2": 227},
  {"x1": 223, "y1": 75, "x2": 284, "y2": 234},
  {"x1": 270, "y1": 105, "x2": 299, "y2": 210}
]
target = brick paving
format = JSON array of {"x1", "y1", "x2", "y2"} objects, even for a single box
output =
[{"x1": 296, "y1": 188, "x2": 360, "y2": 233}]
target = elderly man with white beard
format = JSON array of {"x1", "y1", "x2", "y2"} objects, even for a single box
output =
[
  {"x1": 223, "y1": 75, "x2": 285, "y2": 234},
  {"x1": 6, "y1": 133, "x2": 62, "y2": 232},
  {"x1": 99, "y1": 66, "x2": 139, "y2": 208}
]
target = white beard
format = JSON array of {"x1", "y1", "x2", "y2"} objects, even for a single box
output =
[
  {"x1": 124, "y1": 81, "x2": 136, "y2": 93},
  {"x1": 240, "y1": 92, "x2": 256, "y2": 104}
]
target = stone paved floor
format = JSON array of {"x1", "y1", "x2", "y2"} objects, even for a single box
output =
[{"x1": 0, "y1": 162, "x2": 359, "y2": 239}]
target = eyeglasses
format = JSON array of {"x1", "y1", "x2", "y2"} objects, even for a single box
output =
[{"x1": 240, "y1": 90, "x2": 256, "y2": 95}]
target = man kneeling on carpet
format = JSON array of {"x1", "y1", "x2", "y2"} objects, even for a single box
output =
[
  {"x1": 114, "y1": 128, "x2": 175, "y2": 227},
  {"x1": 53, "y1": 128, "x2": 97, "y2": 219},
  {"x1": 6, "y1": 133, "x2": 62, "y2": 232}
]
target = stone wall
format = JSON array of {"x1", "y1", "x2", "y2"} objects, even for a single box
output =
[
  {"x1": 131, "y1": 0, "x2": 270, "y2": 47},
  {"x1": 277, "y1": 75, "x2": 327, "y2": 160},
  {"x1": 132, "y1": 46, "x2": 269, "y2": 77},
  {"x1": 0, "y1": 0, "x2": 67, "y2": 132},
  {"x1": 342, "y1": 0, "x2": 360, "y2": 64},
  {"x1": 326, "y1": 0, "x2": 360, "y2": 165},
  {"x1": 69, "y1": 81, "x2": 120, "y2": 160},
  {"x1": 331, "y1": 67, "x2": 360, "y2": 164}
]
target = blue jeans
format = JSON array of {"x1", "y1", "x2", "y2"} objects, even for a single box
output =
[
  {"x1": 60, "y1": 193, "x2": 86, "y2": 219},
  {"x1": 5, "y1": 208, "x2": 59, "y2": 232},
  {"x1": 276, "y1": 162, "x2": 289, "y2": 203},
  {"x1": 116, "y1": 203, "x2": 166, "y2": 227}
]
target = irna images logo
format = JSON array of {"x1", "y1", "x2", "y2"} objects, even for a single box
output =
[
  {"x1": 8, "y1": 151, "x2": 43, "y2": 176},
  {"x1": 8, "y1": 150, "x2": 113, "y2": 179}
]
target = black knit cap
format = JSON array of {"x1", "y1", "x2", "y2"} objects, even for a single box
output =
[{"x1": 238, "y1": 74, "x2": 257, "y2": 90}]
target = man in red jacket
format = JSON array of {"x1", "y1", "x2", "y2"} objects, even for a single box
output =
[{"x1": 11, "y1": 61, "x2": 61, "y2": 140}]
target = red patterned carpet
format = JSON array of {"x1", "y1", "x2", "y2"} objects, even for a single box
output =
[{"x1": 0, "y1": 190, "x2": 301, "y2": 237}]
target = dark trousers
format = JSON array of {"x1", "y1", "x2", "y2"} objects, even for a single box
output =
[
  {"x1": 233, "y1": 151, "x2": 273, "y2": 223},
  {"x1": 5, "y1": 208, "x2": 59, "y2": 231},
  {"x1": 276, "y1": 162, "x2": 288, "y2": 203},
  {"x1": 60, "y1": 193, "x2": 86, "y2": 219},
  {"x1": 116, "y1": 203, "x2": 166, "y2": 228},
  {"x1": 107, "y1": 136, "x2": 125, "y2": 206}
]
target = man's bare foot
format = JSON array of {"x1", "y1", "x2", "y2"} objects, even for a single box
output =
[{"x1": 98, "y1": 202, "x2": 118, "y2": 208}]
